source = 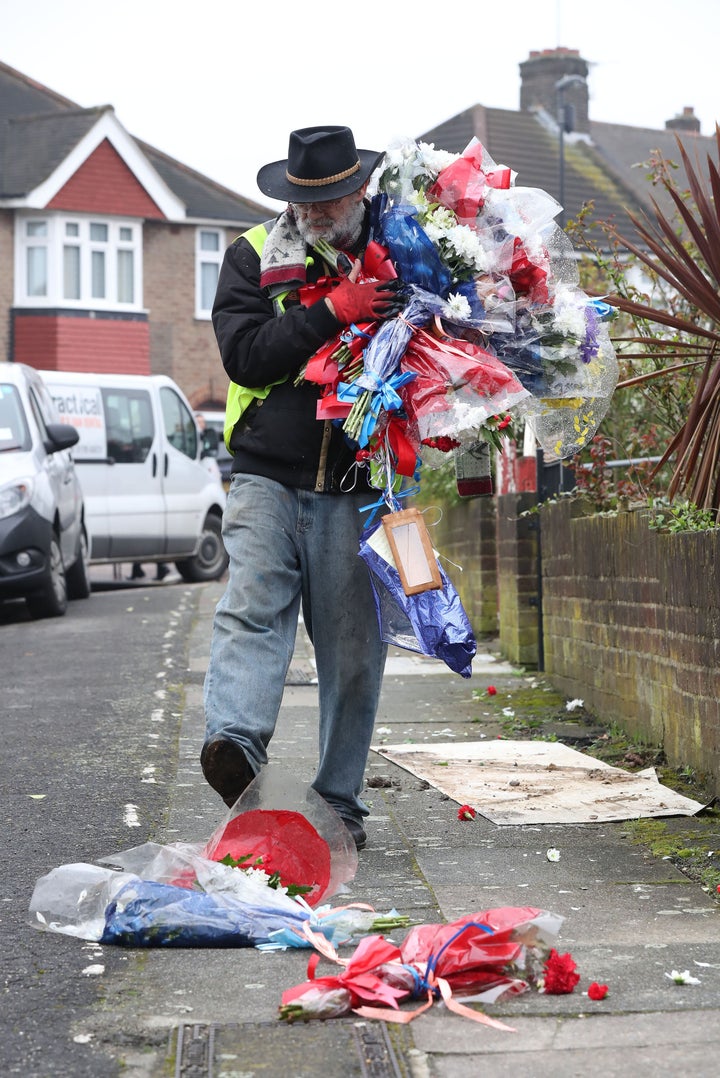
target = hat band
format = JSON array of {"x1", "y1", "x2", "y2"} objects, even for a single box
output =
[{"x1": 285, "y1": 160, "x2": 361, "y2": 187}]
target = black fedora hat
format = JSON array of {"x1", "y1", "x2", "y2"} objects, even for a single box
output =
[{"x1": 257, "y1": 126, "x2": 385, "y2": 204}]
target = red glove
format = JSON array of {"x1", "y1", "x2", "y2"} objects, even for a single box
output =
[{"x1": 326, "y1": 276, "x2": 404, "y2": 326}]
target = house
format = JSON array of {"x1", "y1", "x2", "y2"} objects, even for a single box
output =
[
  {"x1": 420, "y1": 47, "x2": 718, "y2": 243},
  {"x1": 0, "y1": 60, "x2": 272, "y2": 411},
  {"x1": 418, "y1": 47, "x2": 720, "y2": 496}
]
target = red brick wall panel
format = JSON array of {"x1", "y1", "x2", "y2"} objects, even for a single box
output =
[
  {"x1": 47, "y1": 139, "x2": 164, "y2": 219},
  {"x1": 13, "y1": 313, "x2": 150, "y2": 374}
]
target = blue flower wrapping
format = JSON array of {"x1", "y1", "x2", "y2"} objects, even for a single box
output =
[
  {"x1": 100, "y1": 878, "x2": 309, "y2": 947},
  {"x1": 379, "y1": 205, "x2": 453, "y2": 297},
  {"x1": 359, "y1": 523, "x2": 476, "y2": 678}
]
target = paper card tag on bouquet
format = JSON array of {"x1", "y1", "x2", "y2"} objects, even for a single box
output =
[{"x1": 381, "y1": 508, "x2": 442, "y2": 596}]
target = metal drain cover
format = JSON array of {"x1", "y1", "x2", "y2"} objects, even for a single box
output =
[{"x1": 174, "y1": 1020, "x2": 409, "y2": 1077}]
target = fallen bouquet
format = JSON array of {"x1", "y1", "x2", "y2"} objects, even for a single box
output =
[
  {"x1": 28, "y1": 768, "x2": 408, "y2": 949},
  {"x1": 280, "y1": 906, "x2": 565, "y2": 1028}
]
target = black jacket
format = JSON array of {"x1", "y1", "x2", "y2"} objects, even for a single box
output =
[{"x1": 212, "y1": 216, "x2": 375, "y2": 494}]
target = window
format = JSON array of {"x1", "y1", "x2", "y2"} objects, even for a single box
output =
[
  {"x1": 101, "y1": 389, "x2": 154, "y2": 464},
  {"x1": 160, "y1": 386, "x2": 198, "y2": 460},
  {"x1": 15, "y1": 215, "x2": 142, "y2": 310},
  {"x1": 195, "y1": 228, "x2": 223, "y2": 319}
]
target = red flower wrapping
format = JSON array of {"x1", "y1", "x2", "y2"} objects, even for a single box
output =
[
  {"x1": 509, "y1": 238, "x2": 549, "y2": 306},
  {"x1": 542, "y1": 949, "x2": 580, "y2": 994}
]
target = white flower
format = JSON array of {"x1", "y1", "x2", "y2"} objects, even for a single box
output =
[
  {"x1": 565, "y1": 698, "x2": 584, "y2": 712},
  {"x1": 666, "y1": 969, "x2": 701, "y2": 985},
  {"x1": 416, "y1": 141, "x2": 458, "y2": 177},
  {"x1": 546, "y1": 848, "x2": 561, "y2": 862},
  {"x1": 445, "y1": 292, "x2": 472, "y2": 320},
  {"x1": 552, "y1": 287, "x2": 587, "y2": 338}
]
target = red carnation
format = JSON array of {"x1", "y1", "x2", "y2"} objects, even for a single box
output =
[
  {"x1": 457, "y1": 805, "x2": 476, "y2": 821},
  {"x1": 542, "y1": 949, "x2": 580, "y2": 994},
  {"x1": 587, "y1": 982, "x2": 609, "y2": 1001},
  {"x1": 487, "y1": 685, "x2": 497, "y2": 696}
]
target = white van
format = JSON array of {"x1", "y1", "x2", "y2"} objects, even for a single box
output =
[{"x1": 40, "y1": 371, "x2": 228, "y2": 582}]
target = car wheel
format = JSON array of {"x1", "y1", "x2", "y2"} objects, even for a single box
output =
[
  {"x1": 66, "y1": 526, "x2": 92, "y2": 600},
  {"x1": 175, "y1": 513, "x2": 228, "y2": 583},
  {"x1": 26, "y1": 534, "x2": 68, "y2": 618}
]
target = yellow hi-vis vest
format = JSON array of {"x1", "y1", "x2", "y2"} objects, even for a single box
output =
[{"x1": 223, "y1": 222, "x2": 310, "y2": 452}]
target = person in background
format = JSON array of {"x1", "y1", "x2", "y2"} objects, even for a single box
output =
[{"x1": 201, "y1": 126, "x2": 404, "y2": 850}]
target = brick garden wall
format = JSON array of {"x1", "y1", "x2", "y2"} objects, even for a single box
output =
[
  {"x1": 430, "y1": 496, "x2": 499, "y2": 638},
  {"x1": 540, "y1": 499, "x2": 720, "y2": 792},
  {"x1": 430, "y1": 495, "x2": 720, "y2": 794}
]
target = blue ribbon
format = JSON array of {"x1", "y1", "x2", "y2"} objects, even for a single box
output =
[
  {"x1": 340, "y1": 323, "x2": 373, "y2": 344},
  {"x1": 359, "y1": 483, "x2": 420, "y2": 528}
]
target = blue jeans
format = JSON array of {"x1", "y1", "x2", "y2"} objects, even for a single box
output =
[{"x1": 203, "y1": 474, "x2": 387, "y2": 821}]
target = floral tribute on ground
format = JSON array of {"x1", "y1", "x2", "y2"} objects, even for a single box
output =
[
  {"x1": 301, "y1": 137, "x2": 618, "y2": 674},
  {"x1": 27, "y1": 770, "x2": 409, "y2": 949},
  {"x1": 279, "y1": 907, "x2": 596, "y2": 1025}
]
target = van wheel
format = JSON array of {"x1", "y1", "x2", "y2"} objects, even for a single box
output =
[
  {"x1": 66, "y1": 526, "x2": 92, "y2": 600},
  {"x1": 26, "y1": 535, "x2": 68, "y2": 618},
  {"x1": 175, "y1": 513, "x2": 228, "y2": 583}
]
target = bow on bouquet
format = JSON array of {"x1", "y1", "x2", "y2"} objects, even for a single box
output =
[{"x1": 280, "y1": 906, "x2": 565, "y2": 1027}]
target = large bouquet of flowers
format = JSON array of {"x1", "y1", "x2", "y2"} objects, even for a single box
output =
[{"x1": 300, "y1": 135, "x2": 618, "y2": 490}]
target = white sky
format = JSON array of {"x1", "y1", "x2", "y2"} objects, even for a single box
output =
[{"x1": 2, "y1": 0, "x2": 718, "y2": 212}]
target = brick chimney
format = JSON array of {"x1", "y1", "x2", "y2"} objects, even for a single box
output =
[
  {"x1": 665, "y1": 106, "x2": 701, "y2": 134},
  {"x1": 519, "y1": 48, "x2": 590, "y2": 133}
]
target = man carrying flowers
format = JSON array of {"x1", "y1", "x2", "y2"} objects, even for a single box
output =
[{"x1": 201, "y1": 126, "x2": 404, "y2": 851}]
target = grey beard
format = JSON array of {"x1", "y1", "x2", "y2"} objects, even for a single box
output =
[{"x1": 294, "y1": 201, "x2": 366, "y2": 249}]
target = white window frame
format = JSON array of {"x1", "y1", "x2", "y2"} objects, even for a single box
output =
[
  {"x1": 195, "y1": 227, "x2": 223, "y2": 319},
  {"x1": 14, "y1": 213, "x2": 144, "y2": 311}
]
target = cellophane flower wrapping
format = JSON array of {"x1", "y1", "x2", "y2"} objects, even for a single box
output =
[
  {"x1": 27, "y1": 767, "x2": 368, "y2": 947},
  {"x1": 326, "y1": 133, "x2": 618, "y2": 477},
  {"x1": 280, "y1": 906, "x2": 565, "y2": 1021},
  {"x1": 358, "y1": 520, "x2": 476, "y2": 677}
]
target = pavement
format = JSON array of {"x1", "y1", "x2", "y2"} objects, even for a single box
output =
[{"x1": 96, "y1": 578, "x2": 720, "y2": 1077}]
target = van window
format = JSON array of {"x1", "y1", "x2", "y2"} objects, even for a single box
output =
[
  {"x1": 160, "y1": 386, "x2": 198, "y2": 460},
  {"x1": 0, "y1": 385, "x2": 31, "y2": 451},
  {"x1": 102, "y1": 388, "x2": 154, "y2": 464}
]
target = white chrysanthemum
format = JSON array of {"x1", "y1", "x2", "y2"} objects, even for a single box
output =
[
  {"x1": 417, "y1": 141, "x2": 458, "y2": 177},
  {"x1": 553, "y1": 290, "x2": 587, "y2": 338},
  {"x1": 446, "y1": 292, "x2": 473, "y2": 320},
  {"x1": 423, "y1": 221, "x2": 445, "y2": 244},
  {"x1": 445, "y1": 225, "x2": 491, "y2": 273}
]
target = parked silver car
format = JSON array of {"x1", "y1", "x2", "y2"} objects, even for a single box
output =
[{"x1": 0, "y1": 363, "x2": 90, "y2": 618}]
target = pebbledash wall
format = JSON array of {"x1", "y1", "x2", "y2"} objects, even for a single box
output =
[{"x1": 432, "y1": 494, "x2": 720, "y2": 795}]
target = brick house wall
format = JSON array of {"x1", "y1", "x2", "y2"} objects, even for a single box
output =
[
  {"x1": 13, "y1": 312, "x2": 150, "y2": 373},
  {"x1": 143, "y1": 221, "x2": 233, "y2": 409},
  {"x1": 48, "y1": 139, "x2": 164, "y2": 218}
]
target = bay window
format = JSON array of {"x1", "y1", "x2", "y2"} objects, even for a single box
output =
[{"x1": 15, "y1": 215, "x2": 142, "y2": 310}]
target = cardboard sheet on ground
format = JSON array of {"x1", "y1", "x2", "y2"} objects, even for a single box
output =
[{"x1": 372, "y1": 740, "x2": 707, "y2": 824}]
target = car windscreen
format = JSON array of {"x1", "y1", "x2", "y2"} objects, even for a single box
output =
[{"x1": 0, "y1": 385, "x2": 32, "y2": 452}]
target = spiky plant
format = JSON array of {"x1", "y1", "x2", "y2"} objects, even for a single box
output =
[{"x1": 604, "y1": 127, "x2": 720, "y2": 513}]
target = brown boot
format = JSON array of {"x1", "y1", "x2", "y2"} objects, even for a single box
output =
[{"x1": 200, "y1": 738, "x2": 255, "y2": 808}]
